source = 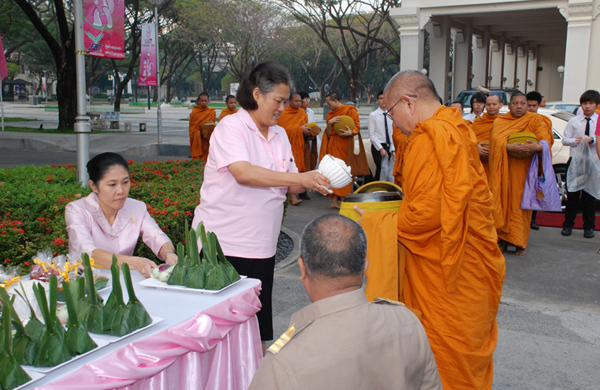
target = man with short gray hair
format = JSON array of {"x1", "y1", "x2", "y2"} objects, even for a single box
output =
[{"x1": 249, "y1": 214, "x2": 441, "y2": 390}]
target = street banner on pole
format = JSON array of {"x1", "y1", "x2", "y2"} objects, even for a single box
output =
[
  {"x1": 83, "y1": 0, "x2": 125, "y2": 59},
  {"x1": 138, "y1": 23, "x2": 158, "y2": 87},
  {"x1": 0, "y1": 35, "x2": 8, "y2": 80}
]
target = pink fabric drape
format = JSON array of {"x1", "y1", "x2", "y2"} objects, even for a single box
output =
[{"x1": 35, "y1": 283, "x2": 262, "y2": 390}]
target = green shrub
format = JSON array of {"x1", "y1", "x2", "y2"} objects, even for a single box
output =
[{"x1": 0, "y1": 160, "x2": 204, "y2": 270}]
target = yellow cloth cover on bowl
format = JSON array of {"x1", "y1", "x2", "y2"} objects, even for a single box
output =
[
  {"x1": 333, "y1": 115, "x2": 356, "y2": 134},
  {"x1": 507, "y1": 131, "x2": 538, "y2": 158},
  {"x1": 340, "y1": 199, "x2": 402, "y2": 222}
]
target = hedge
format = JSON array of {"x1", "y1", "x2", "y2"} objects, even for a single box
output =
[{"x1": 0, "y1": 160, "x2": 203, "y2": 270}]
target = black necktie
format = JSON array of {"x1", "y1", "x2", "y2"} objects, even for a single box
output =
[
  {"x1": 585, "y1": 117, "x2": 591, "y2": 137},
  {"x1": 383, "y1": 113, "x2": 391, "y2": 146}
]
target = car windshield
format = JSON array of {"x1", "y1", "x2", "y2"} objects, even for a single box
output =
[
  {"x1": 552, "y1": 111, "x2": 575, "y2": 121},
  {"x1": 456, "y1": 91, "x2": 506, "y2": 108}
]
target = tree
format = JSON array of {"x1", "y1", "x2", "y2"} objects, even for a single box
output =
[{"x1": 275, "y1": 0, "x2": 400, "y2": 100}]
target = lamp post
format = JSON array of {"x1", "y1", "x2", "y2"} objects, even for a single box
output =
[
  {"x1": 74, "y1": 0, "x2": 91, "y2": 185},
  {"x1": 148, "y1": 0, "x2": 164, "y2": 144}
]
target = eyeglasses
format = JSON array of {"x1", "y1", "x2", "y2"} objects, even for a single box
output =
[{"x1": 384, "y1": 94, "x2": 417, "y2": 120}]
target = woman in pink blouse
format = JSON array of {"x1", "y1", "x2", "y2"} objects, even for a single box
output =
[
  {"x1": 192, "y1": 62, "x2": 331, "y2": 347},
  {"x1": 66, "y1": 153, "x2": 177, "y2": 277}
]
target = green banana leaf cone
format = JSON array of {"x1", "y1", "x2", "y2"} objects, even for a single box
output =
[
  {"x1": 62, "y1": 281, "x2": 97, "y2": 355},
  {"x1": 0, "y1": 288, "x2": 40, "y2": 366},
  {"x1": 184, "y1": 264, "x2": 206, "y2": 289},
  {"x1": 204, "y1": 266, "x2": 230, "y2": 291},
  {"x1": 220, "y1": 261, "x2": 240, "y2": 284},
  {"x1": 110, "y1": 305, "x2": 133, "y2": 337},
  {"x1": 0, "y1": 290, "x2": 31, "y2": 388},
  {"x1": 122, "y1": 263, "x2": 152, "y2": 329},
  {"x1": 81, "y1": 254, "x2": 106, "y2": 334}
]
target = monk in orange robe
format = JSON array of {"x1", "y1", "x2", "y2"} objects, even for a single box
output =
[
  {"x1": 218, "y1": 94, "x2": 238, "y2": 121},
  {"x1": 489, "y1": 93, "x2": 553, "y2": 255},
  {"x1": 472, "y1": 94, "x2": 503, "y2": 180},
  {"x1": 391, "y1": 126, "x2": 408, "y2": 187},
  {"x1": 278, "y1": 92, "x2": 308, "y2": 205},
  {"x1": 189, "y1": 92, "x2": 216, "y2": 161},
  {"x1": 357, "y1": 70, "x2": 505, "y2": 390},
  {"x1": 319, "y1": 92, "x2": 362, "y2": 208}
]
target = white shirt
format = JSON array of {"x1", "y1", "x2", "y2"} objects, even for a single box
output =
[
  {"x1": 306, "y1": 107, "x2": 315, "y2": 123},
  {"x1": 463, "y1": 112, "x2": 483, "y2": 123},
  {"x1": 562, "y1": 113, "x2": 598, "y2": 156},
  {"x1": 368, "y1": 107, "x2": 395, "y2": 152}
]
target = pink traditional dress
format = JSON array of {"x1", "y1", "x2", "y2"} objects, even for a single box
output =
[{"x1": 65, "y1": 192, "x2": 170, "y2": 259}]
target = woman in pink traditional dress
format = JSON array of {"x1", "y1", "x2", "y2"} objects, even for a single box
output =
[{"x1": 66, "y1": 152, "x2": 177, "y2": 277}]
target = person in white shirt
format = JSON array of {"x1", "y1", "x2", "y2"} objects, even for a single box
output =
[
  {"x1": 299, "y1": 91, "x2": 316, "y2": 122},
  {"x1": 561, "y1": 89, "x2": 600, "y2": 238},
  {"x1": 368, "y1": 91, "x2": 395, "y2": 182},
  {"x1": 463, "y1": 92, "x2": 486, "y2": 123}
]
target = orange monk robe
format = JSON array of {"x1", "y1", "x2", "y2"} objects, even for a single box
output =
[
  {"x1": 304, "y1": 126, "x2": 321, "y2": 171},
  {"x1": 362, "y1": 106, "x2": 505, "y2": 390},
  {"x1": 489, "y1": 112, "x2": 553, "y2": 248},
  {"x1": 189, "y1": 105, "x2": 216, "y2": 161},
  {"x1": 278, "y1": 105, "x2": 308, "y2": 172},
  {"x1": 472, "y1": 113, "x2": 499, "y2": 180},
  {"x1": 218, "y1": 107, "x2": 238, "y2": 121},
  {"x1": 319, "y1": 105, "x2": 360, "y2": 197},
  {"x1": 391, "y1": 126, "x2": 408, "y2": 187}
]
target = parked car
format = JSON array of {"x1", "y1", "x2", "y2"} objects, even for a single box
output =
[
  {"x1": 455, "y1": 88, "x2": 519, "y2": 112},
  {"x1": 544, "y1": 101, "x2": 580, "y2": 115}
]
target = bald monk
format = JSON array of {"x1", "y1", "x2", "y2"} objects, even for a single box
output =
[
  {"x1": 299, "y1": 90, "x2": 321, "y2": 173},
  {"x1": 278, "y1": 92, "x2": 308, "y2": 205},
  {"x1": 391, "y1": 126, "x2": 408, "y2": 187},
  {"x1": 320, "y1": 92, "x2": 363, "y2": 209},
  {"x1": 218, "y1": 94, "x2": 238, "y2": 121},
  {"x1": 472, "y1": 94, "x2": 503, "y2": 180},
  {"x1": 189, "y1": 92, "x2": 216, "y2": 161},
  {"x1": 356, "y1": 70, "x2": 505, "y2": 390},
  {"x1": 489, "y1": 93, "x2": 553, "y2": 255}
]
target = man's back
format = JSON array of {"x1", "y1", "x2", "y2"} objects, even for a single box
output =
[{"x1": 249, "y1": 289, "x2": 441, "y2": 390}]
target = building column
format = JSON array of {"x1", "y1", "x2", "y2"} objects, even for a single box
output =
[
  {"x1": 561, "y1": 0, "x2": 593, "y2": 101},
  {"x1": 472, "y1": 31, "x2": 489, "y2": 89},
  {"x1": 527, "y1": 48, "x2": 538, "y2": 92},
  {"x1": 503, "y1": 41, "x2": 516, "y2": 89},
  {"x1": 393, "y1": 7, "x2": 425, "y2": 71},
  {"x1": 453, "y1": 25, "x2": 472, "y2": 100},
  {"x1": 427, "y1": 17, "x2": 451, "y2": 102},
  {"x1": 489, "y1": 36, "x2": 504, "y2": 88},
  {"x1": 516, "y1": 45, "x2": 528, "y2": 92}
]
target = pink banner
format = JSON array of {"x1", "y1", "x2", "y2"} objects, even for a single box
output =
[
  {"x1": 83, "y1": 0, "x2": 126, "y2": 59},
  {"x1": 0, "y1": 35, "x2": 8, "y2": 80},
  {"x1": 138, "y1": 24, "x2": 157, "y2": 87}
]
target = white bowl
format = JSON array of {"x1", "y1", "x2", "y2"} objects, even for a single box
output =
[{"x1": 318, "y1": 154, "x2": 352, "y2": 188}]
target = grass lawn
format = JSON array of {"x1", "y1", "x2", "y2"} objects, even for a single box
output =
[
  {"x1": 0, "y1": 126, "x2": 119, "y2": 134},
  {"x1": 2, "y1": 117, "x2": 38, "y2": 122}
]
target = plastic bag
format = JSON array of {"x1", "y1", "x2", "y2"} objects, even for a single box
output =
[
  {"x1": 520, "y1": 140, "x2": 562, "y2": 211},
  {"x1": 566, "y1": 140, "x2": 600, "y2": 199}
]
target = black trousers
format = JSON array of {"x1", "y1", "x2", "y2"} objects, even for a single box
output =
[
  {"x1": 371, "y1": 143, "x2": 389, "y2": 182},
  {"x1": 564, "y1": 157, "x2": 597, "y2": 230}
]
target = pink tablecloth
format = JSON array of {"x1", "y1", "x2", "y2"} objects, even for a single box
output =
[{"x1": 35, "y1": 281, "x2": 263, "y2": 390}]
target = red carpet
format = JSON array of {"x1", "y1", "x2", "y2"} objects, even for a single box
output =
[{"x1": 536, "y1": 212, "x2": 600, "y2": 230}]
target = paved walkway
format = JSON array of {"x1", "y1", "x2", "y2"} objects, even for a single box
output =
[{"x1": 1, "y1": 102, "x2": 599, "y2": 389}]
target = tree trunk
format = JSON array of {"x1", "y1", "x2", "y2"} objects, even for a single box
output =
[{"x1": 56, "y1": 41, "x2": 77, "y2": 129}]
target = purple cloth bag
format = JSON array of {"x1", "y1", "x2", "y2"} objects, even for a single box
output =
[{"x1": 520, "y1": 140, "x2": 562, "y2": 211}]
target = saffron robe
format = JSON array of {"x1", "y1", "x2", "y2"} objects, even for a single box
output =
[
  {"x1": 304, "y1": 125, "x2": 321, "y2": 171},
  {"x1": 218, "y1": 107, "x2": 238, "y2": 121},
  {"x1": 189, "y1": 105, "x2": 216, "y2": 161},
  {"x1": 472, "y1": 112, "x2": 499, "y2": 180},
  {"x1": 319, "y1": 104, "x2": 361, "y2": 197},
  {"x1": 489, "y1": 112, "x2": 553, "y2": 248},
  {"x1": 362, "y1": 105, "x2": 505, "y2": 390},
  {"x1": 278, "y1": 105, "x2": 308, "y2": 172},
  {"x1": 392, "y1": 127, "x2": 409, "y2": 187}
]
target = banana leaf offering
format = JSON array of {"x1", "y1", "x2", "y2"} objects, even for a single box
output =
[
  {"x1": 0, "y1": 291, "x2": 31, "y2": 390},
  {"x1": 0, "y1": 287, "x2": 41, "y2": 366},
  {"x1": 122, "y1": 263, "x2": 152, "y2": 330},
  {"x1": 62, "y1": 280, "x2": 97, "y2": 355},
  {"x1": 80, "y1": 253, "x2": 106, "y2": 334},
  {"x1": 32, "y1": 276, "x2": 72, "y2": 367},
  {"x1": 166, "y1": 221, "x2": 241, "y2": 290}
]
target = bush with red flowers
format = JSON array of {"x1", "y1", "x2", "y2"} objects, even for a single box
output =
[{"x1": 0, "y1": 160, "x2": 203, "y2": 270}]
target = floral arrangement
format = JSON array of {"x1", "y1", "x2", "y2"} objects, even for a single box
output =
[{"x1": 0, "y1": 160, "x2": 204, "y2": 270}]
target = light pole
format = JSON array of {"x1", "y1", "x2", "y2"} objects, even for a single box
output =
[
  {"x1": 74, "y1": 0, "x2": 91, "y2": 185},
  {"x1": 148, "y1": 0, "x2": 164, "y2": 144}
]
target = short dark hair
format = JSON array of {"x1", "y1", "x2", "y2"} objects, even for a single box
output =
[
  {"x1": 225, "y1": 94, "x2": 236, "y2": 102},
  {"x1": 511, "y1": 92, "x2": 526, "y2": 101},
  {"x1": 377, "y1": 90, "x2": 384, "y2": 99},
  {"x1": 326, "y1": 92, "x2": 340, "y2": 102},
  {"x1": 237, "y1": 62, "x2": 292, "y2": 111},
  {"x1": 87, "y1": 152, "x2": 129, "y2": 185},
  {"x1": 580, "y1": 90, "x2": 600, "y2": 105},
  {"x1": 471, "y1": 92, "x2": 487, "y2": 105},
  {"x1": 526, "y1": 91, "x2": 542, "y2": 104},
  {"x1": 300, "y1": 215, "x2": 366, "y2": 279},
  {"x1": 298, "y1": 91, "x2": 309, "y2": 100},
  {"x1": 197, "y1": 92, "x2": 209, "y2": 100}
]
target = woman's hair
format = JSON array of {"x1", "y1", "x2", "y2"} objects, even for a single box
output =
[
  {"x1": 87, "y1": 152, "x2": 129, "y2": 185},
  {"x1": 237, "y1": 62, "x2": 293, "y2": 111}
]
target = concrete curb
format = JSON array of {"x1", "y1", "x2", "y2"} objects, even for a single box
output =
[{"x1": 275, "y1": 226, "x2": 301, "y2": 273}]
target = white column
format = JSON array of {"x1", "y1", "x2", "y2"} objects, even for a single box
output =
[
  {"x1": 392, "y1": 7, "x2": 425, "y2": 72},
  {"x1": 489, "y1": 36, "x2": 504, "y2": 88},
  {"x1": 516, "y1": 45, "x2": 528, "y2": 92},
  {"x1": 427, "y1": 18, "x2": 451, "y2": 101},
  {"x1": 453, "y1": 26, "x2": 471, "y2": 99},
  {"x1": 527, "y1": 48, "x2": 538, "y2": 92},
  {"x1": 472, "y1": 32, "x2": 488, "y2": 89},
  {"x1": 503, "y1": 42, "x2": 516, "y2": 89},
  {"x1": 561, "y1": 0, "x2": 593, "y2": 101}
]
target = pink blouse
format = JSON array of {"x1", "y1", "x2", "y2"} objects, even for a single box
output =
[
  {"x1": 192, "y1": 108, "x2": 298, "y2": 258},
  {"x1": 65, "y1": 193, "x2": 170, "y2": 259}
]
